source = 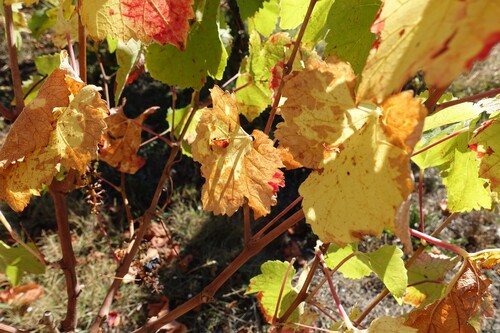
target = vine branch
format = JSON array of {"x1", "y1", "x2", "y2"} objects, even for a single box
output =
[
  {"x1": 264, "y1": 0, "x2": 318, "y2": 134},
  {"x1": 49, "y1": 183, "x2": 79, "y2": 332},
  {"x1": 133, "y1": 209, "x2": 305, "y2": 332},
  {"x1": 3, "y1": 3, "x2": 24, "y2": 118}
]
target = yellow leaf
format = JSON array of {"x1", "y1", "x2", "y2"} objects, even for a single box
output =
[
  {"x1": 100, "y1": 103, "x2": 157, "y2": 174},
  {"x1": 275, "y1": 57, "x2": 426, "y2": 245},
  {"x1": 357, "y1": 0, "x2": 500, "y2": 103},
  {"x1": 191, "y1": 86, "x2": 284, "y2": 218},
  {"x1": 0, "y1": 52, "x2": 108, "y2": 212}
]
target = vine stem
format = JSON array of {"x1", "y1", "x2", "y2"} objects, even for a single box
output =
[
  {"x1": 277, "y1": 243, "x2": 330, "y2": 329},
  {"x1": 90, "y1": 91, "x2": 201, "y2": 332},
  {"x1": 409, "y1": 228, "x2": 469, "y2": 258},
  {"x1": 353, "y1": 212, "x2": 460, "y2": 326},
  {"x1": 120, "y1": 172, "x2": 135, "y2": 236},
  {"x1": 77, "y1": 0, "x2": 86, "y2": 82},
  {"x1": 418, "y1": 169, "x2": 424, "y2": 232},
  {"x1": 132, "y1": 210, "x2": 305, "y2": 333},
  {"x1": 49, "y1": 185, "x2": 79, "y2": 332},
  {"x1": 411, "y1": 127, "x2": 469, "y2": 157},
  {"x1": 3, "y1": 4, "x2": 24, "y2": 118},
  {"x1": 272, "y1": 258, "x2": 296, "y2": 325},
  {"x1": 424, "y1": 86, "x2": 448, "y2": 111},
  {"x1": 89, "y1": 145, "x2": 180, "y2": 332},
  {"x1": 263, "y1": 0, "x2": 318, "y2": 135},
  {"x1": 317, "y1": 249, "x2": 353, "y2": 330},
  {"x1": 432, "y1": 87, "x2": 500, "y2": 114}
]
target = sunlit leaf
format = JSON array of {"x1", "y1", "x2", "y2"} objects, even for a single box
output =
[
  {"x1": 245, "y1": 260, "x2": 300, "y2": 323},
  {"x1": 146, "y1": 0, "x2": 227, "y2": 89},
  {"x1": 100, "y1": 103, "x2": 157, "y2": 174},
  {"x1": 0, "y1": 52, "x2": 108, "y2": 212},
  {"x1": 80, "y1": 0, "x2": 194, "y2": 48},
  {"x1": 357, "y1": 0, "x2": 500, "y2": 103},
  {"x1": 191, "y1": 86, "x2": 284, "y2": 218},
  {"x1": 275, "y1": 57, "x2": 426, "y2": 245}
]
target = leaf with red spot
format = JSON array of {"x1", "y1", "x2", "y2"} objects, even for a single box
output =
[
  {"x1": 357, "y1": 0, "x2": 500, "y2": 103},
  {"x1": 469, "y1": 117, "x2": 500, "y2": 194},
  {"x1": 80, "y1": 0, "x2": 194, "y2": 48}
]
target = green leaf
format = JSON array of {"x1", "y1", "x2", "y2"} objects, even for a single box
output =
[
  {"x1": 146, "y1": 0, "x2": 228, "y2": 89},
  {"x1": 441, "y1": 131, "x2": 492, "y2": 212},
  {"x1": 115, "y1": 39, "x2": 142, "y2": 103},
  {"x1": 28, "y1": 7, "x2": 57, "y2": 39},
  {"x1": 166, "y1": 105, "x2": 202, "y2": 158},
  {"x1": 405, "y1": 252, "x2": 459, "y2": 307},
  {"x1": 106, "y1": 35, "x2": 118, "y2": 53},
  {"x1": 324, "y1": 243, "x2": 372, "y2": 279},
  {"x1": 358, "y1": 245, "x2": 407, "y2": 304},
  {"x1": 0, "y1": 241, "x2": 45, "y2": 286},
  {"x1": 469, "y1": 116, "x2": 500, "y2": 195},
  {"x1": 246, "y1": 260, "x2": 300, "y2": 322},
  {"x1": 279, "y1": 0, "x2": 309, "y2": 30},
  {"x1": 248, "y1": 0, "x2": 279, "y2": 38},
  {"x1": 34, "y1": 53, "x2": 60, "y2": 76},
  {"x1": 19, "y1": 74, "x2": 46, "y2": 105},
  {"x1": 324, "y1": 0, "x2": 381, "y2": 75},
  {"x1": 325, "y1": 244, "x2": 407, "y2": 304},
  {"x1": 423, "y1": 102, "x2": 481, "y2": 131},
  {"x1": 236, "y1": 0, "x2": 265, "y2": 21},
  {"x1": 301, "y1": 0, "x2": 336, "y2": 47},
  {"x1": 411, "y1": 125, "x2": 461, "y2": 169},
  {"x1": 235, "y1": 31, "x2": 291, "y2": 121}
]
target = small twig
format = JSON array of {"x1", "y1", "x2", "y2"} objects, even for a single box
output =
[
  {"x1": 254, "y1": 196, "x2": 302, "y2": 240},
  {"x1": 39, "y1": 311, "x2": 60, "y2": 333},
  {"x1": 424, "y1": 86, "x2": 448, "y2": 112},
  {"x1": 230, "y1": 80, "x2": 252, "y2": 94},
  {"x1": 243, "y1": 202, "x2": 251, "y2": 244},
  {"x1": 432, "y1": 87, "x2": 500, "y2": 114},
  {"x1": 264, "y1": 0, "x2": 318, "y2": 134},
  {"x1": 120, "y1": 172, "x2": 135, "y2": 236},
  {"x1": 178, "y1": 91, "x2": 201, "y2": 143},
  {"x1": 66, "y1": 31, "x2": 78, "y2": 74},
  {"x1": 77, "y1": 0, "x2": 87, "y2": 82},
  {"x1": 411, "y1": 127, "x2": 469, "y2": 157},
  {"x1": 409, "y1": 228, "x2": 469, "y2": 258},
  {"x1": 316, "y1": 249, "x2": 353, "y2": 330},
  {"x1": 221, "y1": 72, "x2": 240, "y2": 89},
  {"x1": 97, "y1": 56, "x2": 110, "y2": 108},
  {"x1": 131, "y1": 119, "x2": 174, "y2": 147},
  {"x1": 140, "y1": 129, "x2": 170, "y2": 147},
  {"x1": 418, "y1": 169, "x2": 424, "y2": 232},
  {"x1": 277, "y1": 243, "x2": 328, "y2": 326},
  {"x1": 3, "y1": 4, "x2": 24, "y2": 117},
  {"x1": 94, "y1": 210, "x2": 120, "y2": 263},
  {"x1": 170, "y1": 87, "x2": 177, "y2": 142},
  {"x1": 272, "y1": 258, "x2": 296, "y2": 325},
  {"x1": 49, "y1": 184, "x2": 79, "y2": 332}
]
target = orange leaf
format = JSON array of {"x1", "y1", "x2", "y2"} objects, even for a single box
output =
[
  {"x1": 0, "y1": 283, "x2": 44, "y2": 307},
  {"x1": 0, "y1": 52, "x2": 108, "y2": 212},
  {"x1": 191, "y1": 86, "x2": 284, "y2": 218},
  {"x1": 405, "y1": 260, "x2": 493, "y2": 333},
  {"x1": 100, "y1": 102, "x2": 158, "y2": 174}
]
